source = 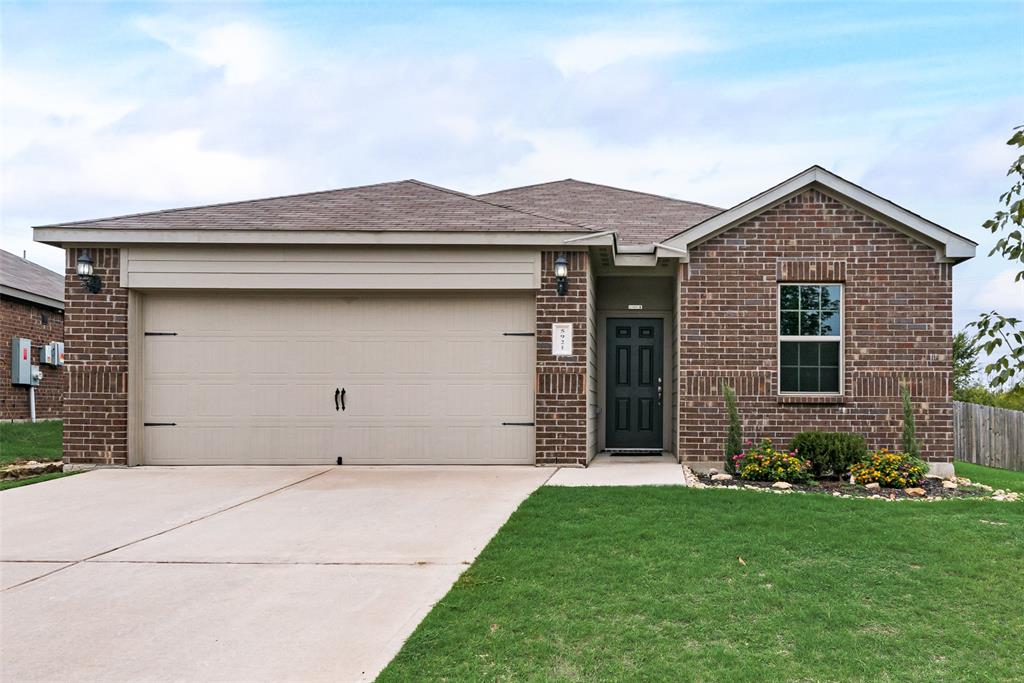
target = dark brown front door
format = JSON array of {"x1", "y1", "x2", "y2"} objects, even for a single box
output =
[{"x1": 605, "y1": 318, "x2": 663, "y2": 450}]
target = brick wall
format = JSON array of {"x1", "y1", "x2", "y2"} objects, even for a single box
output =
[
  {"x1": 678, "y1": 189, "x2": 953, "y2": 470},
  {"x1": 64, "y1": 248, "x2": 129, "y2": 465},
  {"x1": 536, "y1": 250, "x2": 590, "y2": 465},
  {"x1": 1, "y1": 297, "x2": 64, "y2": 420}
]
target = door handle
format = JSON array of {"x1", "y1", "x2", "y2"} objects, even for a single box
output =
[
  {"x1": 335, "y1": 388, "x2": 341, "y2": 411},
  {"x1": 657, "y1": 377, "x2": 663, "y2": 406},
  {"x1": 340, "y1": 388, "x2": 346, "y2": 412}
]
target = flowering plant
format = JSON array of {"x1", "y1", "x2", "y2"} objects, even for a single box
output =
[
  {"x1": 733, "y1": 438, "x2": 812, "y2": 483},
  {"x1": 849, "y1": 448, "x2": 928, "y2": 488}
]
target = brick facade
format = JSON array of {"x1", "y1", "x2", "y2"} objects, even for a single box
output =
[
  {"x1": 1, "y1": 297, "x2": 64, "y2": 420},
  {"x1": 535, "y1": 250, "x2": 590, "y2": 466},
  {"x1": 678, "y1": 189, "x2": 953, "y2": 470},
  {"x1": 63, "y1": 248, "x2": 129, "y2": 466}
]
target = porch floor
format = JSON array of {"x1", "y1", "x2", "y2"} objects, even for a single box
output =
[{"x1": 546, "y1": 452, "x2": 686, "y2": 487}]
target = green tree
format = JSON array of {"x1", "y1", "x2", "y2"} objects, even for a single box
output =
[
  {"x1": 969, "y1": 127, "x2": 1024, "y2": 390},
  {"x1": 722, "y1": 382, "x2": 742, "y2": 474},
  {"x1": 952, "y1": 330, "x2": 981, "y2": 395}
]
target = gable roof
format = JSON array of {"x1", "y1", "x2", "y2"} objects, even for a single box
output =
[
  {"x1": 659, "y1": 166, "x2": 977, "y2": 262},
  {"x1": 0, "y1": 249, "x2": 64, "y2": 309},
  {"x1": 39, "y1": 180, "x2": 593, "y2": 235},
  {"x1": 477, "y1": 179, "x2": 722, "y2": 246}
]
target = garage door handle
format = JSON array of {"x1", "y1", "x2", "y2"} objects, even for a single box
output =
[{"x1": 335, "y1": 388, "x2": 346, "y2": 412}]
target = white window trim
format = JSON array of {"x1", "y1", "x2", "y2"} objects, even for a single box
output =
[{"x1": 777, "y1": 282, "x2": 844, "y2": 396}]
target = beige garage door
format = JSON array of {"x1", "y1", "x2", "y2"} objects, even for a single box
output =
[{"x1": 142, "y1": 292, "x2": 535, "y2": 465}]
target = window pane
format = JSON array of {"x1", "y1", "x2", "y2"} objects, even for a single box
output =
[
  {"x1": 780, "y1": 311, "x2": 799, "y2": 335},
  {"x1": 821, "y1": 285, "x2": 841, "y2": 310},
  {"x1": 799, "y1": 367, "x2": 819, "y2": 392},
  {"x1": 819, "y1": 311, "x2": 840, "y2": 336},
  {"x1": 780, "y1": 341, "x2": 799, "y2": 365},
  {"x1": 819, "y1": 341, "x2": 840, "y2": 366},
  {"x1": 799, "y1": 342, "x2": 820, "y2": 365},
  {"x1": 780, "y1": 365, "x2": 798, "y2": 392},
  {"x1": 800, "y1": 286, "x2": 820, "y2": 309},
  {"x1": 800, "y1": 311, "x2": 820, "y2": 336},
  {"x1": 820, "y1": 366, "x2": 840, "y2": 392},
  {"x1": 780, "y1": 286, "x2": 800, "y2": 310}
]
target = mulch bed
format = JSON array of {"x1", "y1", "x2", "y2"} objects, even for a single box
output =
[{"x1": 695, "y1": 473, "x2": 994, "y2": 500}]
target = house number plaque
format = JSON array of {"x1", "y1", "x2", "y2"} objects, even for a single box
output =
[{"x1": 552, "y1": 323, "x2": 573, "y2": 356}]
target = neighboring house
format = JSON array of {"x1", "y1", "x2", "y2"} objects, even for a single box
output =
[
  {"x1": 34, "y1": 167, "x2": 975, "y2": 476},
  {"x1": 1, "y1": 249, "x2": 65, "y2": 420}
]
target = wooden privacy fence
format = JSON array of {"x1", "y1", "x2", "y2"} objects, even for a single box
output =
[{"x1": 954, "y1": 401, "x2": 1024, "y2": 472}]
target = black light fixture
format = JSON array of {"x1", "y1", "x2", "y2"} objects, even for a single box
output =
[
  {"x1": 554, "y1": 253, "x2": 569, "y2": 296},
  {"x1": 76, "y1": 249, "x2": 102, "y2": 293}
]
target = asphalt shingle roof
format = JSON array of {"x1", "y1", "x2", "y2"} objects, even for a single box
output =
[
  {"x1": 477, "y1": 179, "x2": 723, "y2": 246},
  {"x1": 42, "y1": 180, "x2": 593, "y2": 234},
  {"x1": 0, "y1": 249, "x2": 64, "y2": 303}
]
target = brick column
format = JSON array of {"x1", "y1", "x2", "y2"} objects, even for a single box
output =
[
  {"x1": 535, "y1": 250, "x2": 589, "y2": 466},
  {"x1": 63, "y1": 248, "x2": 129, "y2": 466}
]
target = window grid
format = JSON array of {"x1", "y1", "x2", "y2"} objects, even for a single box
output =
[{"x1": 778, "y1": 283, "x2": 843, "y2": 395}]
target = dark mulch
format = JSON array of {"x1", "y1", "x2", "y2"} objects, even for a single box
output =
[{"x1": 696, "y1": 473, "x2": 991, "y2": 499}]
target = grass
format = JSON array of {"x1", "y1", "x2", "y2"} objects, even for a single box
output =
[
  {"x1": 380, "y1": 480, "x2": 1024, "y2": 681},
  {"x1": 955, "y1": 460, "x2": 1024, "y2": 494},
  {"x1": 0, "y1": 420, "x2": 63, "y2": 465},
  {"x1": 0, "y1": 471, "x2": 79, "y2": 491}
]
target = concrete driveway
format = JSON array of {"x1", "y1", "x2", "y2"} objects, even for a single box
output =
[{"x1": 0, "y1": 466, "x2": 551, "y2": 682}]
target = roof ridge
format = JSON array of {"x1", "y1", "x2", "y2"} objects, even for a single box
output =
[
  {"x1": 38, "y1": 179, "x2": 420, "y2": 228},
  {"x1": 480, "y1": 178, "x2": 724, "y2": 211},
  {"x1": 405, "y1": 179, "x2": 597, "y2": 232}
]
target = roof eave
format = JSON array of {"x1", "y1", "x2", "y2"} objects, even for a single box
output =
[{"x1": 661, "y1": 166, "x2": 977, "y2": 263}]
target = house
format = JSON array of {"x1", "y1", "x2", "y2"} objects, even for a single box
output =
[
  {"x1": 1, "y1": 249, "x2": 65, "y2": 421},
  {"x1": 33, "y1": 167, "x2": 975, "y2": 476}
]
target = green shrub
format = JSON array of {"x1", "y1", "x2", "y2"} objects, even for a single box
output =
[
  {"x1": 850, "y1": 448, "x2": 928, "y2": 488},
  {"x1": 789, "y1": 431, "x2": 866, "y2": 477},
  {"x1": 722, "y1": 382, "x2": 742, "y2": 474},
  {"x1": 734, "y1": 438, "x2": 812, "y2": 483},
  {"x1": 901, "y1": 381, "x2": 921, "y2": 459}
]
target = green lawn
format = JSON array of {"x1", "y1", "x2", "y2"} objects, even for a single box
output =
[
  {"x1": 0, "y1": 420, "x2": 63, "y2": 465},
  {"x1": 955, "y1": 460, "x2": 1024, "y2": 494},
  {"x1": 0, "y1": 471, "x2": 79, "y2": 491},
  {"x1": 380, "y1": 471, "x2": 1024, "y2": 681}
]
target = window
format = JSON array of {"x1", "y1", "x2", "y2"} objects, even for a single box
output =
[{"x1": 779, "y1": 284, "x2": 841, "y2": 393}]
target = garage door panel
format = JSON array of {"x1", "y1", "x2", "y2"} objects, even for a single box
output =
[{"x1": 143, "y1": 292, "x2": 534, "y2": 465}]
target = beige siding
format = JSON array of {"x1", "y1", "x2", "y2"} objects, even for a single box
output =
[
  {"x1": 123, "y1": 246, "x2": 541, "y2": 290},
  {"x1": 141, "y1": 291, "x2": 535, "y2": 465}
]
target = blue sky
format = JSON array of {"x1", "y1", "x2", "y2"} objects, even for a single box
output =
[{"x1": 2, "y1": 1, "x2": 1022, "y2": 332}]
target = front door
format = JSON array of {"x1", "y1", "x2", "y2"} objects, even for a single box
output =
[{"x1": 605, "y1": 318, "x2": 663, "y2": 451}]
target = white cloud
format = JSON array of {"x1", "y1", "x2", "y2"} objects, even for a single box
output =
[
  {"x1": 971, "y1": 269, "x2": 1024, "y2": 314},
  {"x1": 548, "y1": 23, "x2": 714, "y2": 77},
  {"x1": 135, "y1": 16, "x2": 283, "y2": 85}
]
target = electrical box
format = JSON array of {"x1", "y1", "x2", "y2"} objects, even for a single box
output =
[
  {"x1": 38, "y1": 342, "x2": 64, "y2": 366},
  {"x1": 30, "y1": 365, "x2": 42, "y2": 387},
  {"x1": 11, "y1": 338, "x2": 32, "y2": 385}
]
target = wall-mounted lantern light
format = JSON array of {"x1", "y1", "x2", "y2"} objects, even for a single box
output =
[
  {"x1": 554, "y1": 253, "x2": 569, "y2": 296},
  {"x1": 76, "y1": 249, "x2": 102, "y2": 293}
]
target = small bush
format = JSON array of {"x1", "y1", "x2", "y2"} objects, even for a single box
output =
[
  {"x1": 901, "y1": 381, "x2": 921, "y2": 459},
  {"x1": 722, "y1": 382, "x2": 742, "y2": 474},
  {"x1": 789, "y1": 431, "x2": 866, "y2": 477},
  {"x1": 850, "y1": 448, "x2": 928, "y2": 488},
  {"x1": 733, "y1": 438, "x2": 812, "y2": 483}
]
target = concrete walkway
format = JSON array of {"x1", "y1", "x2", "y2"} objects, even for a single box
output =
[
  {"x1": 0, "y1": 466, "x2": 551, "y2": 682},
  {"x1": 546, "y1": 452, "x2": 686, "y2": 486}
]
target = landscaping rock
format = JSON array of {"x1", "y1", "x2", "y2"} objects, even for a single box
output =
[
  {"x1": 708, "y1": 468, "x2": 719, "y2": 476},
  {"x1": 904, "y1": 487, "x2": 926, "y2": 497},
  {"x1": 957, "y1": 477, "x2": 972, "y2": 485},
  {"x1": 864, "y1": 482, "x2": 881, "y2": 491},
  {"x1": 1, "y1": 460, "x2": 63, "y2": 480},
  {"x1": 942, "y1": 480, "x2": 957, "y2": 490},
  {"x1": 771, "y1": 481, "x2": 793, "y2": 490},
  {"x1": 711, "y1": 473, "x2": 733, "y2": 481}
]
